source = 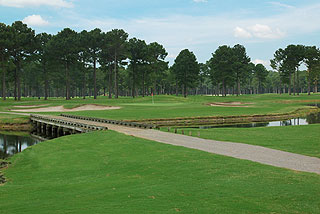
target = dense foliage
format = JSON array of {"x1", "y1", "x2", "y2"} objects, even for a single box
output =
[{"x1": 0, "y1": 21, "x2": 320, "y2": 100}]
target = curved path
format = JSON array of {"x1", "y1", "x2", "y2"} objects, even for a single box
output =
[{"x1": 46, "y1": 115, "x2": 320, "y2": 175}]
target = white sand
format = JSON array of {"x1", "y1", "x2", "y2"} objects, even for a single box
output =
[
  {"x1": 11, "y1": 104, "x2": 121, "y2": 112},
  {"x1": 209, "y1": 102, "x2": 253, "y2": 107},
  {"x1": 13, "y1": 104, "x2": 48, "y2": 108}
]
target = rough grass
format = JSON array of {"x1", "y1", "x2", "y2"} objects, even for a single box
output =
[
  {"x1": 0, "y1": 131, "x2": 319, "y2": 214},
  {"x1": 0, "y1": 114, "x2": 29, "y2": 124}
]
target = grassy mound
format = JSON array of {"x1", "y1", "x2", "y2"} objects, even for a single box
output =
[{"x1": 1, "y1": 131, "x2": 319, "y2": 213}]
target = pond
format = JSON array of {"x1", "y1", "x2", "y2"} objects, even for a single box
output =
[
  {"x1": 0, "y1": 133, "x2": 41, "y2": 159},
  {"x1": 199, "y1": 111, "x2": 320, "y2": 129}
]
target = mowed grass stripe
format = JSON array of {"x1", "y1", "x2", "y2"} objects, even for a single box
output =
[{"x1": 1, "y1": 131, "x2": 319, "y2": 214}]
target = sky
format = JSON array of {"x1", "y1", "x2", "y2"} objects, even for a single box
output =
[{"x1": 1, "y1": 0, "x2": 320, "y2": 68}]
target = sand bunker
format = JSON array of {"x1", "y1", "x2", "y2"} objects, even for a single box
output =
[
  {"x1": 208, "y1": 102, "x2": 253, "y2": 107},
  {"x1": 13, "y1": 104, "x2": 48, "y2": 108},
  {"x1": 11, "y1": 104, "x2": 121, "y2": 112}
]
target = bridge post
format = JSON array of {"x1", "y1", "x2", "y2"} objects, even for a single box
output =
[
  {"x1": 31, "y1": 121, "x2": 37, "y2": 133},
  {"x1": 42, "y1": 123, "x2": 47, "y2": 137},
  {"x1": 63, "y1": 128, "x2": 70, "y2": 136},
  {"x1": 52, "y1": 126, "x2": 58, "y2": 138},
  {"x1": 57, "y1": 127, "x2": 63, "y2": 137},
  {"x1": 37, "y1": 122, "x2": 41, "y2": 135},
  {"x1": 46, "y1": 125, "x2": 52, "y2": 139},
  {"x1": 71, "y1": 129, "x2": 77, "y2": 135}
]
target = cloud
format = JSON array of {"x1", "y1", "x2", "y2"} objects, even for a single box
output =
[
  {"x1": 54, "y1": 3, "x2": 320, "y2": 64},
  {"x1": 234, "y1": 24, "x2": 285, "y2": 39},
  {"x1": 0, "y1": 0, "x2": 73, "y2": 8},
  {"x1": 268, "y1": 1, "x2": 295, "y2": 9},
  {"x1": 252, "y1": 59, "x2": 270, "y2": 67},
  {"x1": 249, "y1": 24, "x2": 285, "y2": 39},
  {"x1": 193, "y1": 0, "x2": 208, "y2": 3},
  {"x1": 23, "y1": 15, "x2": 49, "y2": 26},
  {"x1": 234, "y1": 27, "x2": 252, "y2": 38}
]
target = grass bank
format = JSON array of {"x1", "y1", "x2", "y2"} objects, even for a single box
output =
[
  {"x1": 0, "y1": 115, "x2": 31, "y2": 131},
  {"x1": 0, "y1": 131, "x2": 319, "y2": 213}
]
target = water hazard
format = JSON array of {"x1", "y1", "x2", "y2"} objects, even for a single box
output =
[
  {"x1": 0, "y1": 133, "x2": 40, "y2": 159},
  {"x1": 199, "y1": 111, "x2": 320, "y2": 129}
]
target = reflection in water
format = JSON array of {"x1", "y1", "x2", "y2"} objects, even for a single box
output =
[
  {"x1": 199, "y1": 112, "x2": 320, "y2": 129},
  {"x1": 0, "y1": 133, "x2": 40, "y2": 159},
  {"x1": 306, "y1": 111, "x2": 320, "y2": 124}
]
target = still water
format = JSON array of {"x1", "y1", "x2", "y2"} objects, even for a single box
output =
[
  {"x1": 199, "y1": 112, "x2": 320, "y2": 129},
  {"x1": 0, "y1": 133, "x2": 40, "y2": 159}
]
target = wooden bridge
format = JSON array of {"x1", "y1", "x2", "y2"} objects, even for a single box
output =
[{"x1": 30, "y1": 114, "x2": 155, "y2": 139}]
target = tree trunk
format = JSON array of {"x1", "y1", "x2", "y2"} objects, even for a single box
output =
[
  {"x1": 237, "y1": 77, "x2": 240, "y2": 96},
  {"x1": 211, "y1": 84, "x2": 214, "y2": 96},
  {"x1": 23, "y1": 82, "x2": 26, "y2": 98},
  {"x1": 114, "y1": 53, "x2": 118, "y2": 99},
  {"x1": 288, "y1": 73, "x2": 292, "y2": 95},
  {"x1": 293, "y1": 71, "x2": 296, "y2": 96},
  {"x1": 222, "y1": 79, "x2": 226, "y2": 96},
  {"x1": 184, "y1": 84, "x2": 187, "y2": 98},
  {"x1": 142, "y1": 70, "x2": 146, "y2": 97},
  {"x1": 14, "y1": 67, "x2": 17, "y2": 100},
  {"x1": 175, "y1": 79, "x2": 178, "y2": 96},
  {"x1": 132, "y1": 63, "x2": 135, "y2": 98},
  {"x1": 296, "y1": 69, "x2": 300, "y2": 96},
  {"x1": 315, "y1": 79, "x2": 318, "y2": 93},
  {"x1": 93, "y1": 58, "x2": 97, "y2": 99},
  {"x1": 65, "y1": 62, "x2": 70, "y2": 100},
  {"x1": 17, "y1": 61, "x2": 21, "y2": 100},
  {"x1": 83, "y1": 70, "x2": 86, "y2": 99},
  {"x1": 44, "y1": 65, "x2": 48, "y2": 100},
  {"x1": 2, "y1": 61, "x2": 6, "y2": 101},
  {"x1": 108, "y1": 65, "x2": 112, "y2": 99},
  {"x1": 308, "y1": 75, "x2": 311, "y2": 95}
]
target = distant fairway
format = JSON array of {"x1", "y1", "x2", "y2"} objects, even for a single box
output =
[
  {"x1": 122, "y1": 102, "x2": 185, "y2": 106},
  {"x1": 1, "y1": 94, "x2": 319, "y2": 121}
]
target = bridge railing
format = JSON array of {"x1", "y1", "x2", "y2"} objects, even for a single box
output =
[
  {"x1": 60, "y1": 114, "x2": 156, "y2": 129},
  {"x1": 30, "y1": 114, "x2": 108, "y2": 132}
]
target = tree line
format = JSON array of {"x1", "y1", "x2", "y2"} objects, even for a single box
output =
[{"x1": 1, "y1": 21, "x2": 320, "y2": 101}]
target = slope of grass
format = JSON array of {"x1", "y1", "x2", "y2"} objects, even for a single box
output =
[
  {"x1": 1, "y1": 131, "x2": 319, "y2": 213},
  {"x1": 172, "y1": 124, "x2": 320, "y2": 158}
]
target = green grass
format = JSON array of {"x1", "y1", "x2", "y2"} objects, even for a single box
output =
[
  {"x1": 0, "y1": 114, "x2": 29, "y2": 124},
  {"x1": 1, "y1": 131, "x2": 319, "y2": 213},
  {"x1": 0, "y1": 94, "x2": 319, "y2": 123},
  {"x1": 168, "y1": 124, "x2": 320, "y2": 158}
]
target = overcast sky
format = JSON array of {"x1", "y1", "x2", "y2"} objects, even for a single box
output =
[{"x1": 1, "y1": 0, "x2": 320, "y2": 67}]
